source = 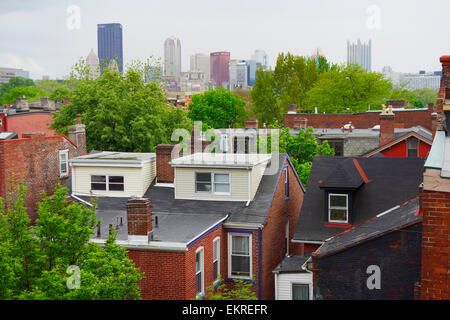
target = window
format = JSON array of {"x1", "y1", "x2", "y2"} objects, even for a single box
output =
[
  {"x1": 407, "y1": 138, "x2": 418, "y2": 157},
  {"x1": 196, "y1": 247, "x2": 204, "y2": 295},
  {"x1": 292, "y1": 284, "x2": 310, "y2": 300},
  {"x1": 326, "y1": 140, "x2": 344, "y2": 156},
  {"x1": 91, "y1": 175, "x2": 124, "y2": 192},
  {"x1": 328, "y1": 193, "x2": 348, "y2": 223},
  {"x1": 59, "y1": 150, "x2": 69, "y2": 177},
  {"x1": 285, "y1": 167, "x2": 289, "y2": 199},
  {"x1": 229, "y1": 234, "x2": 251, "y2": 278},
  {"x1": 195, "y1": 172, "x2": 230, "y2": 194},
  {"x1": 213, "y1": 237, "x2": 220, "y2": 281}
]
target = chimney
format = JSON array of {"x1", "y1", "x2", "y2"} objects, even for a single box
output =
[
  {"x1": 379, "y1": 105, "x2": 395, "y2": 146},
  {"x1": 244, "y1": 119, "x2": 258, "y2": 129},
  {"x1": 287, "y1": 104, "x2": 297, "y2": 114},
  {"x1": 438, "y1": 55, "x2": 450, "y2": 100},
  {"x1": 41, "y1": 97, "x2": 56, "y2": 111},
  {"x1": 156, "y1": 144, "x2": 181, "y2": 183},
  {"x1": 126, "y1": 198, "x2": 152, "y2": 241},
  {"x1": 294, "y1": 117, "x2": 307, "y2": 130},
  {"x1": 428, "y1": 103, "x2": 434, "y2": 113},
  {"x1": 67, "y1": 114, "x2": 86, "y2": 155},
  {"x1": 14, "y1": 97, "x2": 29, "y2": 112},
  {"x1": 385, "y1": 99, "x2": 405, "y2": 109}
]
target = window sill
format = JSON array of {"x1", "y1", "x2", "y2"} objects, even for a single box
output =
[{"x1": 325, "y1": 222, "x2": 352, "y2": 228}]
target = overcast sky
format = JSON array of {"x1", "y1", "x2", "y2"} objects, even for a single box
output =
[{"x1": 0, "y1": 0, "x2": 449, "y2": 79}]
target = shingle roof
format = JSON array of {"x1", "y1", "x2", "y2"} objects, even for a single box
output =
[
  {"x1": 319, "y1": 158, "x2": 365, "y2": 189},
  {"x1": 293, "y1": 156, "x2": 424, "y2": 243},
  {"x1": 313, "y1": 197, "x2": 421, "y2": 258},
  {"x1": 272, "y1": 255, "x2": 310, "y2": 274}
]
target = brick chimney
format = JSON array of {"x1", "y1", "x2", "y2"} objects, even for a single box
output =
[
  {"x1": 41, "y1": 97, "x2": 56, "y2": 111},
  {"x1": 126, "y1": 198, "x2": 152, "y2": 241},
  {"x1": 379, "y1": 105, "x2": 395, "y2": 146},
  {"x1": 67, "y1": 114, "x2": 86, "y2": 156},
  {"x1": 385, "y1": 99, "x2": 405, "y2": 109},
  {"x1": 244, "y1": 119, "x2": 258, "y2": 129},
  {"x1": 14, "y1": 97, "x2": 29, "y2": 112},
  {"x1": 287, "y1": 104, "x2": 297, "y2": 114},
  {"x1": 438, "y1": 55, "x2": 450, "y2": 100},
  {"x1": 156, "y1": 144, "x2": 180, "y2": 183}
]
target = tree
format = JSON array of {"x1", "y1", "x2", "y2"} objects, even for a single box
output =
[
  {"x1": 0, "y1": 77, "x2": 35, "y2": 103},
  {"x1": 187, "y1": 87, "x2": 247, "y2": 129},
  {"x1": 1, "y1": 86, "x2": 46, "y2": 105},
  {"x1": 306, "y1": 64, "x2": 391, "y2": 113},
  {"x1": 249, "y1": 67, "x2": 281, "y2": 125},
  {"x1": 35, "y1": 79, "x2": 65, "y2": 97},
  {"x1": 389, "y1": 85, "x2": 438, "y2": 108},
  {"x1": 204, "y1": 276, "x2": 257, "y2": 300},
  {"x1": 51, "y1": 58, "x2": 192, "y2": 152},
  {"x1": 0, "y1": 183, "x2": 143, "y2": 299},
  {"x1": 49, "y1": 87, "x2": 72, "y2": 102}
]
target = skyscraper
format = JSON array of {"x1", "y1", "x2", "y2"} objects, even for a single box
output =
[
  {"x1": 229, "y1": 60, "x2": 248, "y2": 90},
  {"x1": 347, "y1": 39, "x2": 372, "y2": 71},
  {"x1": 164, "y1": 37, "x2": 182, "y2": 79},
  {"x1": 251, "y1": 50, "x2": 269, "y2": 70},
  {"x1": 190, "y1": 53, "x2": 210, "y2": 81},
  {"x1": 86, "y1": 49, "x2": 100, "y2": 79},
  {"x1": 210, "y1": 51, "x2": 230, "y2": 88},
  {"x1": 97, "y1": 23, "x2": 123, "y2": 73}
]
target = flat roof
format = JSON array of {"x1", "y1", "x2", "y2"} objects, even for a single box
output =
[
  {"x1": 170, "y1": 152, "x2": 272, "y2": 168},
  {"x1": 70, "y1": 151, "x2": 155, "y2": 167},
  {"x1": 424, "y1": 131, "x2": 445, "y2": 170}
]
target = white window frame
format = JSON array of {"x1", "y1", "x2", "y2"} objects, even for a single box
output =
[
  {"x1": 59, "y1": 150, "x2": 69, "y2": 177},
  {"x1": 213, "y1": 237, "x2": 221, "y2": 283},
  {"x1": 328, "y1": 193, "x2": 349, "y2": 224},
  {"x1": 195, "y1": 246, "x2": 205, "y2": 296},
  {"x1": 90, "y1": 175, "x2": 125, "y2": 192},
  {"x1": 195, "y1": 172, "x2": 231, "y2": 195},
  {"x1": 228, "y1": 233, "x2": 252, "y2": 280},
  {"x1": 290, "y1": 282, "x2": 313, "y2": 300}
]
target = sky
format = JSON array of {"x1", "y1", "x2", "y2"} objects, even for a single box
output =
[{"x1": 0, "y1": 0, "x2": 449, "y2": 80}]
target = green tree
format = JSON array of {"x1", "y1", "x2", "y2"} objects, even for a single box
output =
[
  {"x1": 306, "y1": 64, "x2": 391, "y2": 113},
  {"x1": 187, "y1": 87, "x2": 247, "y2": 129},
  {"x1": 49, "y1": 87, "x2": 72, "y2": 101},
  {"x1": 51, "y1": 58, "x2": 192, "y2": 152},
  {"x1": 0, "y1": 184, "x2": 143, "y2": 300},
  {"x1": 0, "y1": 77, "x2": 35, "y2": 102},
  {"x1": 389, "y1": 85, "x2": 438, "y2": 108},
  {"x1": 35, "y1": 79, "x2": 65, "y2": 97},
  {"x1": 1, "y1": 86, "x2": 46, "y2": 105},
  {"x1": 249, "y1": 67, "x2": 281, "y2": 125},
  {"x1": 204, "y1": 276, "x2": 257, "y2": 300}
]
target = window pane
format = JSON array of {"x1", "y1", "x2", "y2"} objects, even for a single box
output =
[
  {"x1": 330, "y1": 209, "x2": 347, "y2": 221},
  {"x1": 330, "y1": 195, "x2": 347, "y2": 207},
  {"x1": 196, "y1": 273, "x2": 202, "y2": 294},
  {"x1": 214, "y1": 173, "x2": 229, "y2": 183},
  {"x1": 109, "y1": 176, "x2": 124, "y2": 183},
  {"x1": 91, "y1": 183, "x2": 106, "y2": 191},
  {"x1": 231, "y1": 256, "x2": 250, "y2": 276},
  {"x1": 109, "y1": 183, "x2": 124, "y2": 191},
  {"x1": 214, "y1": 183, "x2": 230, "y2": 193},
  {"x1": 213, "y1": 241, "x2": 218, "y2": 260},
  {"x1": 196, "y1": 172, "x2": 211, "y2": 183},
  {"x1": 292, "y1": 284, "x2": 309, "y2": 300},
  {"x1": 196, "y1": 182, "x2": 212, "y2": 192},
  {"x1": 60, "y1": 153, "x2": 67, "y2": 161},
  {"x1": 213, "y1": 261, "x2": 218, "y2": 280},
  {"x1": 92, "y1": 175, "x2": 106, "y2": 183},
  {"x1": 232, "y1": 236, "x2": 249, "y2": 255},
  {"x1": 60, "y1": 163, "x2": 67, "y2": 173},
  {"x1": 196, "y1": 252, "x2": 200, "y2": 272},
  {"x1": 408, "y1": 149, "x2": 418, "y2": 157}
]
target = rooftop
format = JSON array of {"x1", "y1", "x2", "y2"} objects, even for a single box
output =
[
  {"x1": 170, "y1": 152, "x2": 272, "y2": 168},
  {"x1": 70, "y1": 151, "x2": 156, "y2": 167},
  {"x1": 272, "y1": 255, "x2": 310, "y2": 274}
]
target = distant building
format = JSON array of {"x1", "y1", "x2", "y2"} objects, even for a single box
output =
[
  {"x1": 164, "y1": 37, "x2": 182, "y2": 79},
  {"x1": 97, "y1": 23, "x2": 124, "y2": 73},
  {"x1": 190, "y1": 53, "x2": 210, "y2": 81},
  {"x1": 86, "y1": 49, "x2": 100, "y2": 79},
  {"x1": 229, "y1": 60, "x2": 248, "y2": 90},
  {"x1": 245, "y1": 60, "x2": 257, "y2": 87},
  {"x1": 381, "y1": 66, "x2": 401, "y2": 86},
  {"x1": 0, "y1": 67, "x2": 30, "y2": 84},
  {"x1": 347, "y1": 39, "x2": 372, "y2": 71},
  {"x1": 210, "y1": 51, "x2": 230, "y2": 88},
  {"x1": 251, "y1": 50, "x2": 269, "y2": 70},
  {"x1": 400, "y1": 72, "x2": 441, "y2": 91}
]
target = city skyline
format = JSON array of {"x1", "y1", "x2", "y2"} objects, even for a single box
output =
[{"x1": 0, "y1": 0, "x2": 449, "y2": 79}]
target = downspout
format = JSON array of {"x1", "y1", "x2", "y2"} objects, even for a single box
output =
[{"x1": 258, "y1": 227, "x2": 262, "y2": 300}]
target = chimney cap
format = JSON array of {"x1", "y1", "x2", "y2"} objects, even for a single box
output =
[{"x1": 440, "y1": 55, "x2": 450, "y2": 65}]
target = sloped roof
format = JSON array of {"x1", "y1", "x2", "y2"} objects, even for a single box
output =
[
  {"x1": 319, "y1": 158, "x2": 365, "y2": 189},
  {"x1": 293, "y1": 156, "x2": 424, "y2": 243}
]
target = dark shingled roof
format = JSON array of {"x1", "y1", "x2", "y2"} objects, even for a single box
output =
[
  {"x1": 320, "y1": 158, "x2": 364, "y2": 189},
  {"x1": 313, "y1": 197, "x2": 421, "y2": 258},
  {"x1": 272, "y1": 255, "x2": 310, "y2": 274},
  {"x1": 293, "y1": 156, "x2": 424, "y2": 243}
]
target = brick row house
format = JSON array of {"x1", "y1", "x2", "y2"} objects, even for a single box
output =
[
  {"x1": 0, "y1": 116, "x2": 86, "y2": 222},
  {"x1": 67, "y1": 139, "x2": 305, "y2": 300}
]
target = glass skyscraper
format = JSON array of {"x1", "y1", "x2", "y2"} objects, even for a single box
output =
[{"x1": 97, "y1": 23, "x2": 123, "y2": 73}]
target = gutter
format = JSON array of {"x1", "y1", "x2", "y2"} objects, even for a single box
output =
[{"x1": 223, "y1": 222, "x2": 264, "y2": 230}]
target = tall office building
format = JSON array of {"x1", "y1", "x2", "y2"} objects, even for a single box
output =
[
  {"x1": 229, "y1": 60, "x2": 248, "y2": 90},
  {"x1": 210, "y1": 51, "x2": 230, "y2": 88},
  {"x1": 86, "y1": 49, "x2": 100, "y2": 79},
  {"x1": 347, "y1": 39, "x2": 372, "y2": 71},
  {"x1": 97, "y1": 23, "x2": 123, "y2": 73},
  {"x1": 190, "y1": 53, "x2": 210, "y2": 81},
  {"x1": 164, "y1": 37, "x2": 182, "y2": 79},
  {"x1": 0, "y1": 67, "x2": 29, "y2": 84},
  {"x1": 251, "y1": 50, "x2": 269, "y2": 70}
]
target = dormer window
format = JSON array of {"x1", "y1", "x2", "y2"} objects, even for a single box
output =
[
  {"x1": 328, "y1": 193, "x2": 348, "y2": 223},
  {"x1": 195, "y1": 172, "x2": 230, "y2": 194}
]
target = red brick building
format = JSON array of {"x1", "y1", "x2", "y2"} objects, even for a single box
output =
[
  {"x1": 210, "y1": 51, "x2": 230, "y2": 88},
  {"x1": 0, "y1": 117, "x2": 86, "y2": 222}
]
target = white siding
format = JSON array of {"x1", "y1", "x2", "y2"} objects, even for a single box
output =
[
  {"x1": 250, "y1": 161, "x2": 267, "y2": 199},
  {"x1": 141, "y1": 160, "x2": 156, "y2": 193},
  {"x1": 174, "y1": 167, "x2": 250, "y2": 201},
  {"x1": 72, "y1": 166, "x2": 146, "y2": 197},
  {"x1": 276, "y1": 272, "x2": 313, "y2": 300}
]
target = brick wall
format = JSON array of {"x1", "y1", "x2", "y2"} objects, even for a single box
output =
[
  {"x1": 156, "y1": 144, "x2": 180, "y2": 183},
  {"x1": 0, "y1": 112, "x2": 56, "y2": 137},
  {"x1": 284, "y1": 109, "x2": 432, "y2": 132},
  {"x1": 0, "y1": 134, "x2": 82, "y2": 222},
  {"x1": 420, "y1": 189, "x2": 450, "y2": 300},
  {"x1": 312, "y1": 224, "x2": 422, "y2": 300}
]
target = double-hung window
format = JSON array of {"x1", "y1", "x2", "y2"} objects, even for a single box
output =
[
  {"x1": 196, "y1": 247, "x2": 204, "y2": 295},
  {"x1": 292, "y1": 284, "x2": 310, "y2": 300},
  {"x1": 91, "y1": 175, "x2": 124, "y2": 192},
  {"x1": 59, "y1": 150, "x2": 69, "y2": 177},
  {"x1": 229, "y1": 234, "x2": 251, "y2": 278},
  {"x1": 213, "y1": 237, "x2": 220, "y2": 281},
  {"x1": 328, "y1": 193, "x2": 348, "y2": 223},
  {"x1": 407, "y1": 138, "x2": 418, "y2": 157},
  {"x1": 195, "y1": 172, "x2": 230, "y2": 194}
]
